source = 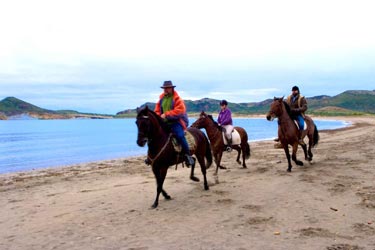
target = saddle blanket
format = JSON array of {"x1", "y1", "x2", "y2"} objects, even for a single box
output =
[
  {"x1": 294, "y1": 120, "x2": 308, "y2": 131},
  {"x1": 222, "y1": 129, "x2": 241, "y2": 146},
  {"x1": 172, "y1": 131, "x2": 196, "y2": 153}
]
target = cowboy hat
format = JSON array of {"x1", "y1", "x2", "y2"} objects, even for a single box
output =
[{"x1": 161, "y1": 80, "x2": 176, "y2": 88}]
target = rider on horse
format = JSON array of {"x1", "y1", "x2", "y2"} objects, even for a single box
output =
[
  {"x1": 218, "y1": 99, "x2": 234, "y2": 152},
  {"x1": 286, "y1": 85, "x2": 308, "y2": 144},
  {"x1": 154, "y1": 80, "x2": 195, "y2": 167}
]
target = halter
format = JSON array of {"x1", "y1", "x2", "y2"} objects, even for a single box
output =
[{"x1": 137, "y1": 112, "x2": 172, "y2": 166}]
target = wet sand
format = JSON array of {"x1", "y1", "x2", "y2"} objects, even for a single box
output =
[{"x1": 1, "y1": 116, "x2": 375, "y2": 250}]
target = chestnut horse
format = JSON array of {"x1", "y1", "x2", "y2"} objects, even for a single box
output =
[
  {"x1": 266, "y1": 97, "x2": 319, "y2": 172},
  {"x1": 136, "y1": 106, "x2": 213, "y2": 208},
  {"x1": 191, "y1": 111, "x2": 251, "y2": 175}
]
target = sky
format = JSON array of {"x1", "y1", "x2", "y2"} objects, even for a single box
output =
[{"x1": 1, "y1": 0, "x2": 374, "y2": 114}]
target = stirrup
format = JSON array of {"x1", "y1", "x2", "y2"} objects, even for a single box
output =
[{"x1": 226, "y1": 146, "x2": 232, "y2": 152}]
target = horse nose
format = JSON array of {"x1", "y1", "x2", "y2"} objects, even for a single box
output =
[
  {"x1": 266, "y1": 114, "x2": 273, "y2": 121},
  {"x1": 137, "y1": 138, "x2": 147, "y2": 146}
]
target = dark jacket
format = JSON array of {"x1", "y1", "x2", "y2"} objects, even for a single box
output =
[{"x1": 286, "y1": 94, "x2": 307, "y2": 117}]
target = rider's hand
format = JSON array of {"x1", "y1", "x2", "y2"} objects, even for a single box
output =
[{"x1": 161, "y1": 114, "x2": 166, "y2": 119}]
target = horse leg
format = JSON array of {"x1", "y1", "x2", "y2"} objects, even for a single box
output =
[
  {"x1": 283, "y1": 145, "x2": 293, "y2": 172},
  {"x1": 241, "y1": 144, "x2": 247, "y2": 168},
  {"x1": 233, "y1": 145, "x2": 242, "y2": 165},
  {"x1": 190, "y1": 157, "x2": 200, "y2": 182},
  {"x1": 152, "y1": 167, "x2": 170, "y2": 209},
  {"x1": 196, "y1": 155, "x2": 209, "y2": 190},
  {"x1": 307, "y1": 136, "x2": 313, "y2": 161},
  {"x1": 300, "y1": 142, "x2": 309, "y2": 161},
  {"x1": 216, "y1": 151, "x2": 226, "y2": 170},
  {"x1": 292, "y1": 143, "x2": 304, "y2": 167}
]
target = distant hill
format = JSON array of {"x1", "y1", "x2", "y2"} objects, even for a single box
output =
[
  {"x1": 2, "y1": 90, "x2": 374, "y2": 120},
  {"x1": 116, "y1": 90, "x2": 375, "y2": 117},
  {"x1": 0, "y1": 97, "x2": 113, "y2": 120}
]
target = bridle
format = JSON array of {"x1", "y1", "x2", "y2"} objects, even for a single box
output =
[{"x1": 137, "y1": 113, "x2": 172, "y2": 167}]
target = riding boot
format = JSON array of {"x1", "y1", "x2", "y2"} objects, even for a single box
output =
[{"x1": 184, "y1": 154, "x2": 195, "y2": 167}]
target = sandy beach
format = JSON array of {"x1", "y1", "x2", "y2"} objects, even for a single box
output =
[{"x1": 1, "y1": 116, "x2": 375, "y2": 250}]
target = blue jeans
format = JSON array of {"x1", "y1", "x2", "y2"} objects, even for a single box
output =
[
  {"x1": 170, "y1": 122, "x2": 190, "y2": 154},
  {"x1": 295, "y1": 115, "x2": 304, "y2": 131}
]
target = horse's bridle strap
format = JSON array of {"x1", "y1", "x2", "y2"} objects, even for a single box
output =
[{"x1": 147, "y1": 133, "x2": 172, "y2": 166}]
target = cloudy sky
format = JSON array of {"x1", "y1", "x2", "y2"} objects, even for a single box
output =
[{"x1": 1, "y1": 0, "x2": 374, "y2": 114}]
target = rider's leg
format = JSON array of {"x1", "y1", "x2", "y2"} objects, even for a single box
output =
[
  {"x1": 297, "y1": 115, "x2": 305, "y2": 144},
  {"x1": 171, "y1": 122, "x2": 194, "y2": 166}
]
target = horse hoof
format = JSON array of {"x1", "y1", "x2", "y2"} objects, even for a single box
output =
[
  {"x1": 287, "y1": 169, "x2": 292, "y2": 172},
  {"x1": 296, "y1": 161, "x2": 304, "y2": 166},
  {"x1": 151, "y1": 203, "x2": 158, "y2": 209},
  {"x1": 190, "y1": 176, "x2": 200, "y2": 182},
  {"x1": 236, "y1": 160, "x2": 241, "y2": 165},
  {"x1": 204, "y1": 185, "x2": 209, "y2": 190},
  {"x1": 164, "y1": 195, "x2": 171, "y2": 200},
  {"x1": 219, "y1": 166, "x2": 227, "y2": 169}
]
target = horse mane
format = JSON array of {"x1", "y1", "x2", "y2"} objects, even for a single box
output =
[
  {"x1": 137, "y1": 106, "x2": 171, "y2": 132},
  {"x1": 207, "y1": 114, "x2": 220, "y2": 129},
  {"x1": 282, "y1": 101, "x2": 293, "y2": 119}
]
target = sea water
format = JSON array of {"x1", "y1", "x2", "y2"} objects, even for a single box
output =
[{"x1": 0, "y1": 118, "x2": 348, "y2": 174}]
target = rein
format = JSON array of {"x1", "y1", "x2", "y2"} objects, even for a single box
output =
[{"x1": 146, "y1": 133, "x2": 172, "y2": 167}]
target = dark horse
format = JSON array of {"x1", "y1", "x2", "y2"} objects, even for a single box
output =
[
  {"x1": 191, "y1": 111, "x2": 251, "y2": 175},
  {"x1": 136, "y1": 106, "x2": 213, "y2": 208},
  {"x1": 266, "y1": 97, "x2": 319, "y2": 172}
]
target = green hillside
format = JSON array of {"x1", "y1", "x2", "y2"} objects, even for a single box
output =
[
  {"x1": 0, "y1": 97, "x2": 113, "y2": 119},
  {"x1": 2, "y1": 90, "x2": 374, "y2": 120},
  {"x1": 117, "y1": 90, "x2": 375, "y2": 117},
  {"x1": 0, "y1": 97, "x2": 55, "y2": 116}
]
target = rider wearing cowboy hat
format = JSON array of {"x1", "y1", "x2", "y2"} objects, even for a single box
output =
[{"x1": 154, "y1": 80, "x2": 194, "y2": 167}]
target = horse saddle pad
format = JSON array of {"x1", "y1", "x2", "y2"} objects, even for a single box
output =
[
  {"x1": 294, "y1": 120, "x2": 308, "y2": 131},
  {"x1": 222, "y1": 129, "x2": 241, "y2": 146},
  {"x1": 171, "y1": 131, "x2": 196, "y2": 153}
]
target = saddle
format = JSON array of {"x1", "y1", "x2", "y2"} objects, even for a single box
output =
[
  {"x1": 222, "y1": 129, "x2": 241, "y2": 146},
  {"x1": 171, "y1": 131, "x2": 196, "y2": 153}
]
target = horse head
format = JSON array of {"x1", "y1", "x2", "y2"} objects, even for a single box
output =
[
  {"x1": 266, "y1": 97, "x2": 285, "y2": 121},
  {"x1": 191, "y1": 111, "x2": 212, "y2": 129},
  {"x1": 136, "y1": 106, "x2": 152, "y2": 146}
]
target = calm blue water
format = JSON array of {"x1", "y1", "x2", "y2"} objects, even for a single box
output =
[{"x1": 0, "y1": 118, "x2": 348, "y2": 174}]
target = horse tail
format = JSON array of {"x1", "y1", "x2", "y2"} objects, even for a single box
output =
[
  {"x1": 312, "y1": 124, "x2": 319, "y2": 147},
  {"x1": 245, "y1": 141, "x2": 251, "y2": 159},
  {"x1": 241, "y1": 128, "x2": 251, "y2": 159},
  {"x1": 204, "y1": 134, "x2": 213, "y2": 168}
]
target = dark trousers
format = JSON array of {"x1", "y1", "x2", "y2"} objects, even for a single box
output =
[{"x1": 170, "y1": 122, "x2": 190, "y2": 154}]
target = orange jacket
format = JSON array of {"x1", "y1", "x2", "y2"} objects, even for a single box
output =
[{"x1": 154, "y1": 90, "x2": 189, "y2": 130}]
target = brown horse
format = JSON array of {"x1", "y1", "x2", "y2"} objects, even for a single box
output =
[
  {"x1": 191, "y1": 111, "x2": 251, "y2": 175},
  {"x1": 266, "y1": 97, "x2": 319, "y2": 172},
  {"x1": 136, "y1": 106, "x2": 213, "y2": 208}
]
